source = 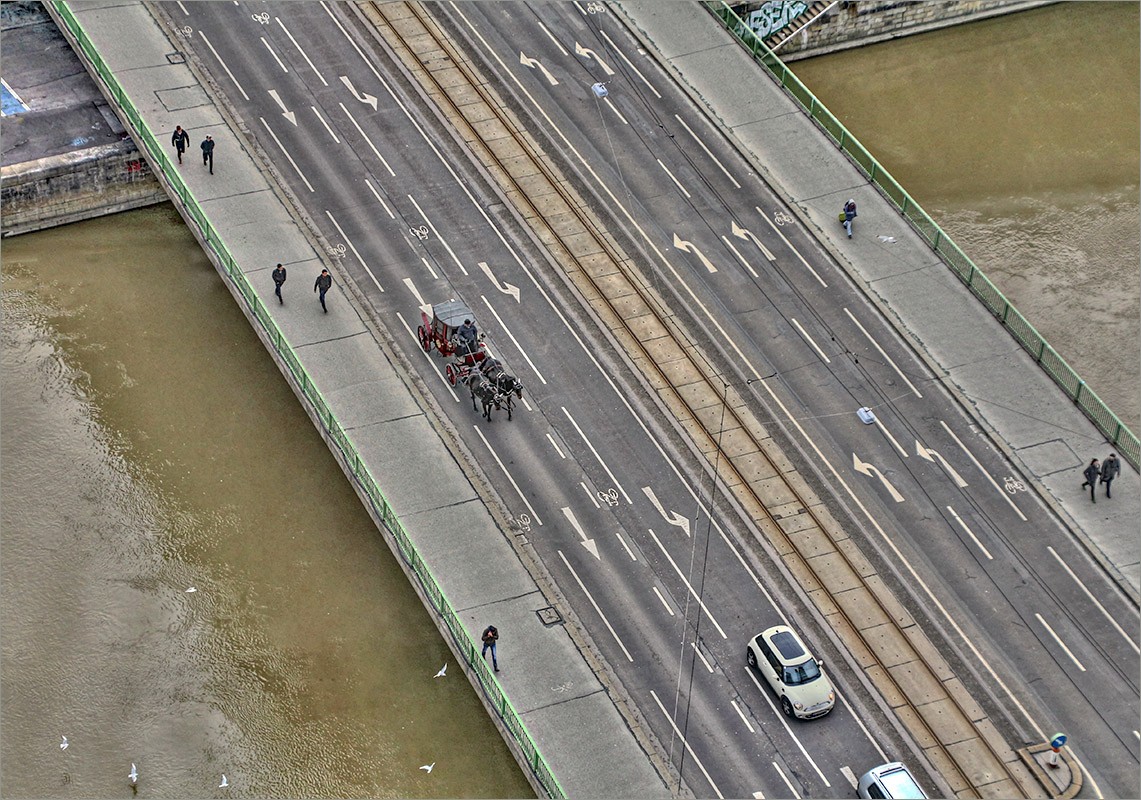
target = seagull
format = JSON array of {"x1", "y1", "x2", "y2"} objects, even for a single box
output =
[
  {"x1": 877, "y1": 235, "x2": 897, "y2": 243},
  {"x1": 60, "y1": 736, "x2": 69, "y2": 750},
  {"x1": 433, "y1": 663, "x2": 447, "y2": 678},
  {"x1": 129, "y1": 763, "x2": 139, "y2": 785},
  {"x1": 419, "y1": 763, "x2": 435, "y2": 773},
  {"x1": 219, "y1": 774, "x2": 229, "y2": 788},
  {"x1": 185, "y1": 587, "x2": 197, "y2": 593}
]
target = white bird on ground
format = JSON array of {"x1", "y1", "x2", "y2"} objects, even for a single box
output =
[
  {"x1": 433, "y1": 663, "x2": 447, "y2": 678},
  {"x1": 185, "y1": 587, "x2": 197, "y2": 593},
  {"x1": 219, "y1": 774, "x2": 229, "y2": 788},
  {"x1": 129, "y1": 763, "x2": 139, "y2": 784},
  {"x1": 877, "y1": 235, "x2": 897, "y2": 243},
  {"x1": 60, "y1": 736, "x2": 69, "y2": 750},
  {"x1": 419, "y1": 763, "x2": 435, "y2": 773}
]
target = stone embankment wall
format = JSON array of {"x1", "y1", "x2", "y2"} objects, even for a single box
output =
[
  {"x1": 733, "y1": 0, "x2": 1055, "y2": 60},
  {"x1": 1, "y1": 139, "x2": 166, "y2": 237}
]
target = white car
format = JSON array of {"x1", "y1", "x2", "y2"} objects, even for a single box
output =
[
  {"x1": 746, "y1": 625, "x2": 835, "y2": 719},
  {"x1": 857, "y1": 762, "x2": 927, "y2": 799}
]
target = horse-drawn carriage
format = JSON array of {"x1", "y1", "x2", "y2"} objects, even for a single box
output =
[{"x1": 418, "y1": 300, "x2": 524, "y2": 421}]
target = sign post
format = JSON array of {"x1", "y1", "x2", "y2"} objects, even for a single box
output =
[{"x1": 1047, "y1": 732, "x2": 1067, "y2": 769}]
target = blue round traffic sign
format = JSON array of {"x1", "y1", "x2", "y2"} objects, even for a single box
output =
[{"x1": 1050, "y1": 732, "x2": 1067, "y2": 749}]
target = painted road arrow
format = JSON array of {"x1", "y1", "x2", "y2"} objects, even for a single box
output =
[
  {"x1": 561, "y1": 506, "x2": 600, "y2": 560},
  {"x1": 478, "y1": 261, "x2": 520, "y2": 302},
  {"x1": 574, "y1": 42, "x2": 615, "y2": 75},
  {"x1": 268, "y1": 89, "x2": 297, "y2": 126},
  {"x1": 673, "y1": 233, "x2": 718, "y2": 273},
  {"x1": 731, "y1": 220, "x2": 775, "y2": 261},
  {"x1": 916, "y1": 440, "x2": 968, "y2": 487},
  {"x1": 641, "y1": 486, "x2": 691, "y2": 537},
  {"x1": 519, "y1": 52, "x2": 560, "y2": 86},
  {"x1": 339, "y1": 75, "x2": 378, "y2": 110},
  {"x1": 853, "y1": 452, "x2": 904, "y2": 502}
]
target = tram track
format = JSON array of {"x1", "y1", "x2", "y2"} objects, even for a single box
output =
[{"x1": 354, "y1": 2, "x2": 1044, "y2": 796}]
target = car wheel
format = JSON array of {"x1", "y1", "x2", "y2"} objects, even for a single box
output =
[
  {"x1": 746, "y1": 649, "x2": 757, "y2": 668},
  {"x1": 781, "y1": 696, "x2": 795, "y2": 718}
]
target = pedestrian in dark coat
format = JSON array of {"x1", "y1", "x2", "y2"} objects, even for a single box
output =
[
  {"x1": 200, "y1": 135, "x2": 214, "y2": 174},
  {"x1": 314, "y1": 269, "x2": 332, "y2": 312},
  {"x1": 843, "y1": 199, "x2": 857, "y2": 239},
  {"x1": 481, "y1": 624, "x2": 499, "y2": 672},
  {"x1": 171, "y1": 125, "x2": 189, "y2": 164},
  {"x1": 272, "y1": 263, "x2": 287, "y2": 305},
  {"x1": 1100, "y1": 453, "x2": 1121, "y2": 499},
  {"x1": 1080, "y1": 458, "x2": 1101, "y2": 502}
]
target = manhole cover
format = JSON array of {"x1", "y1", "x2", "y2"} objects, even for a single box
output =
[
  {"x1": 536, "y1": 607, "x2": 562, "y2": 626},
  {"x1": 166, "y1": 52, "x2": 186, "y2": 64}
]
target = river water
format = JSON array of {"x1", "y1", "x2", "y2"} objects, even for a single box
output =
[
  {"x1": 794, "y1": 1, "x2": 1140, "y2": 431},
  {"x1": 0, "y1": 205, "x2": 533, "y2": 798}
]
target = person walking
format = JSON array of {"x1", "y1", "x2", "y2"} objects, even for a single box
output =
[
  {"x1": 171, "y1": 125, "x2": 189, "y2": 164},
  {"x1": 200, "y1": 135, "x2": 215, "y2": 174},
  {"x1": 1080, "y1": 458, "x2": 1101, "y2": 503},
  {"x1": 1100, "y1": 453, "x2": 1121, "y2": 499},
  {"x1": 842, "y1": 199, "x2": 858, "y2": 239},
  {"x1": 272, "y1": 263, "x2": 287, "y2": 305},
  {"x1": 481, "y1": 624, "x2": 499, "y2": 672},
  {"x1": 314, "y1": 268, "x2": 332, "y2": 313}
]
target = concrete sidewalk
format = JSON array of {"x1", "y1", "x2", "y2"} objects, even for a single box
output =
[
  {"x1": 617, "y1": 0, "x2": 1139, "y2": 605},
  {"x1": 49, "y1": 1, "x2": 672, "y2": 797}
]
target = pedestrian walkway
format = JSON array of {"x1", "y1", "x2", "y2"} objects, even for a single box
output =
[
  {"x1": 46, "y1": 1, "x2": 670, "y2": 797},
  {"x1": 617, "y1": 0, "x2": 1139, "y2": 604}
]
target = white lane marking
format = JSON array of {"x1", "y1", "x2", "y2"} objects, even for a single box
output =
[
  {"x1": 852, "y1": 452, "x2": 904, "y2": 502},
  {"x1": 791, "y1": 318, "x2": 830, "y2": 363},
  {"x1": 478, "y1": 261, "x2": 520, "y2": 302},
  {"x1": 641, "y1": 486, "x2": 691, "y2": 536},
  {"x1": 176, "y1": 1, "x2": 189, "y2": 15},
  {"x1": 1047, "y1": 546, "x2": 1139, "y2": 653},
  {"x1": 874, "y1": 418, "x2": 908, "y2": 459},
  {"x1": 771, "y1": 762, "x2": 801, "y2": 799},
  {"x1": 338, "y1": 102, "x2": 395, "y2": 176},
  {"x1": 473, "y1": 426, "x2": 542, "y2": 526},
  {"x1": 276, "y1": 17, "x2": 327, "y2": 86},
  {"x1": 260, "y1": 36, "x2": 289, "y2": 72},
  {"x1": 419, "y1": 257, "x2": 439, "y2": 280},
  {"x1": 673, "y1": 233, "x2": 719, "y2": 273},
  {"x1": 533, "y1": 17, "x2": 568, "y2": 56},
  {"x1": 843, "y1": 307, "x2": 922, "y2": 398},
  {"x1": 721, "y1": 236, "x2": 759, "y2": 278},
  {"x1": 396, "y1": 312, "x2": 458, "y2": 401},
  {"x1": 518, "y1": 51, "x2": 559, "y2": 85},
  {"x1": 840, "y1": 766, "x2": 858, "y2": 789},
  {"x1": 575, "y1": 42, "x2": 615, "y2": 75},
  {"x1": 690, "y1": 641, "x2": 713, "y2": 673},
  {"x1": 757, "y1": 207, "x2": 827, "y2": 287},
  {"x1": 401, "y1": 277, "x2": 424, "y2": 306},
  {"x1": 732, "y1": 220, "x2": 776, "y2": 261},
  {"x1": 198, "y1": 31, "x2": 250, "y2": 100},
  {"x1": 310, "y1": 105, "x2": 339, "y2": 142},
  {"x1": 947, "y1": 505, "x2": 993, "y2": 560},
  {"x1": 1134, "y1": 730, "x2": 1140, "y2": 740},
  {"x1": 580, "y1": 482, "x2": 600, "y2": 508},
  {"x1": 363, "y1": 179, "x2": 394, "y2": 219},
  {"x1": 614, "y1": 530, "x2": 638, "y2": 562},
  {"x1": 267, "y1": 89, "x2": 296, "y2": 125},
  {"x1": 836, "y1": 688, "x2": 888, "y2": 762},
  {"x1": 561, "y1": 407, "x2": 631, "y2": 504},
  {"x1": 603, "y1": 98, "x2": 628, "y2": 125},
  {"x1": 479, "y1": 296, "x2": 546, "y2": 384},
  {"x1": 652, "y1": 586, "x2": 674, "y2": 616},
  {"x1": 730, "y1": 699, "x2": 755, "y2": 733},
  {"x1": 324, "y1": 210, "x2": 383, "y2": 292},
  {"x1": 558, "y1": 550, "x2": 632, "y2": 660},
  {"x1": 647, "y1": 528, "x2": 727, "y2": 639},
  {"x1": 547, "y1": 433, "x2": 566, "y2": 459},
  {"x1": 743, "y1": 667, "x2": 829, "y2": 785},
  {"x1": 673, "y1": 114, "x2": 741, "y2": 188},
  {"x1": 599, "y1": 29, "x2": 660, "y2": 98},
  {"x1": 258, "y1": 117, "x2": 313, "y2": 191},
  {"x1": 1036, "y1": 613, "x2": 1086, "y2": 671},
  {"x1": 657, "y1": 160, "x2": 690, "y2": 198},
  {"x1": 939, "y1": 420, "x2": 1027, "y2": 521},
  {"x1": 916, "y1": 440, "x2": 968, "y2": 486},
  {"x1": 561, "y1": 506, "x2": 600, "y2": 560},
  {"x1": 752, "y1": 793, "x2": 766, "y2": 800},
  {"x1": 406, "y1": 193, "x2": 466, "y2": 275},
  {"x1": 339, "y1": 75, "x2": 378, "y2": 110},
  {"x1": 648, "y1": 690, "x2": 724, "y2": 799}
]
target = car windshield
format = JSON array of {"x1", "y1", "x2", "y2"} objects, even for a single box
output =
[{"x1": 783, "y1": 660, "x2": 821, "y2": 686}]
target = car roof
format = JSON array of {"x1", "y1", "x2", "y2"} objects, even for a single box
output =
[
  {"x1": 866, "y1": 763, "x2": 925, "y2": 799},
  {"x1": 762, "y1": 625, "x2": 808, "y2": 663}
]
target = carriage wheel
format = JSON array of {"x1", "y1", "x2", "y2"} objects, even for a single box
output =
[
  {"x1": 417, "y1": 325, "x2": 431, "y2": 353},
  {"x1": 445, "y1": 364, "x2": 458, "y2": 386}
]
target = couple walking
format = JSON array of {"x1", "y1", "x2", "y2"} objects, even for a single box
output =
[
  {"x1": 1081, "y1": 453, "x2": 1121, "y2": 502},
  {"x1": 270, "y1": 264, "x2": 334, "y2": 312},
  {"x1": 170, "y1": 125, "x2": 214, "y2": 173}
]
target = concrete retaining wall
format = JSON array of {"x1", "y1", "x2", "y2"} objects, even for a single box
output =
[{"x1": 0, "y1": 138, "x2": 166, "y2": 237}]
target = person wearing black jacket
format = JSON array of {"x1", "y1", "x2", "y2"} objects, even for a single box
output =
[
  {"x1": 272, "y1": 263, "x2": 287, "y2": 305},
  {"x1": 481, "y1": 625, "x2": 499, "y2": 672},
  {"x1": 1080, "y1": 458, "x2": 1101, "y2": 503},
  {"x1": 171, "y1": 125, "x2": 189, "y2": 164},
  {"x1": 200, "y1": 135, "x2": 214, "y2": 174},
  {"x1": 314, "y1": 269, "x2": 332, "y2": 313},
  {"x1": 1100, "y1": 453, "x2": 1121, "y2": 499}
]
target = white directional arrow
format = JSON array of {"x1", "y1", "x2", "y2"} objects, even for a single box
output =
[
  {"x1": 673, "y1": 234, "x2": 719, "y2": 273},
  {"x1": 574, "y1": 42, "x2": 615, "y2": 75},
  {"x1": 268, "y1": 89, "x2": 297, "y2": 126},
  {"x1": 916, "y1": 441, "x2": 968, "y2": 487},
  {"x1": 852, "y1": 452, "x2": 904, "y2": 502},
  {"x1": 731, "y1": 220, "x2": 775, "y2": 261},
  {"x1": 641, "y1": 486, "x2": 691, "y2": 536},
  {"x1": 519, "y1": 52, "x2": 560, "y2": 86},
  {"x1": 339, "y1": 75, "x2": 378, "y2": 110},
  {"x1": 478, "y1": 261, "x2": 520, "y2": 302},
  {"x1": 402, "y1": 277, "x2": 425, "y2": 307},
  {"x1": 561, "y1": 507, "x2": 600, "y2": 560}
]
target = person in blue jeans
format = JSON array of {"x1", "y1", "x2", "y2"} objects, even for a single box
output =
[
  {"x1": 843, "y1": 199, "x2": 857, "y2": 239},
  {"x1": 314, "y1": 269, "x2": 332, "y2": 312},
  {"x1": 481, "y1": 625, "x2": 499, "y2": 672}
]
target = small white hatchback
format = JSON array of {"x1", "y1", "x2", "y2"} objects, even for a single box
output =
[{"x1": 746, "y1": 625, "x2": 835, "y2": 719}]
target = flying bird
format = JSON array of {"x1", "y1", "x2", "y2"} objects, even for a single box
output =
[
  {"x1": 219, "y1": 774, "x2": 229, "y2": 788},
  {"x1": 185, "y1": 587, "x2": 197, "y2": 593},
  {"x1": 433, "y1": 663, "x2": 447, "y2": 678},
  {"x1": 877, "y1": 235, "x2": 897, "y2": 243},
  {"x1": 419, "y1": 763, "x2": 435, "y2": 773},
  {"x1": 60, "y1": 736, "x2": 69, "y2": 750},
  {"x1": 129, "y1": 763, "x2": 139, "y2": 784}
]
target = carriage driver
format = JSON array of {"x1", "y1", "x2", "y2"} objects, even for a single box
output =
[{"x1": 457, "y1": 318, "x2": 479, "y2": 355}]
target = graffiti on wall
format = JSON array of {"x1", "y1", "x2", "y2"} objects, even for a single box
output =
[{"x1": 744, "y1": 1, "x2": 809, "y2": 40}]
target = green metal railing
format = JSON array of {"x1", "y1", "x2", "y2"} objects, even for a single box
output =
[
  {"x1": 704, "y1": 1, "x2": 1139, "y2": 470},
  {"x1": 49, "y1": 4, "x2": 563, "y2": 795}
]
